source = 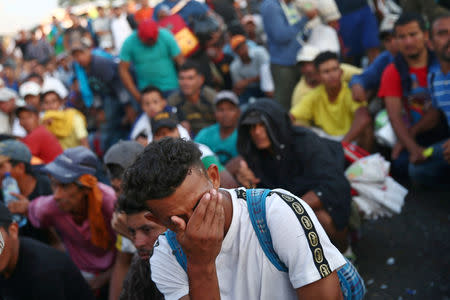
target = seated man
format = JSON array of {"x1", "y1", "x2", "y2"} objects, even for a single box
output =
[
  {"x1": 237, "y1": 99, "x2": 352, "y2": 252},
  {"x1": 122, "y1": 138, "x2": 349, "y2": 299},
  {"x1": 230, "y1": 35, "x2": 273, "y2": 102},
  {"x1": 151, "y1": 111, "x2": 238, "y2": 188},
  {"x1": 8, "y1": 147, "x2": 117, "y2": 296},
  {"x1": 195, "y1": 91, "x2": 240, "y2": 165},
  {"x1": 291, "y1": 45, "x2": 362, "y2": 108},
  {"x1": 0, "y1": 204, "x2": 95, "y2": 300},
  {"x1": 290, "y1": 51, "x2": 372, "y2": 150},
  {"x1": 116, "y1": 188, "x2": 166, "y2": 300},
  {"x1": 168, "y1": 61, "x2": 217, "y2": 136}
]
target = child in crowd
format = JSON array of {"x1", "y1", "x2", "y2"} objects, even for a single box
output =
[{"x1": 129, "y1": 86, "x2": 189, "y2": 146}]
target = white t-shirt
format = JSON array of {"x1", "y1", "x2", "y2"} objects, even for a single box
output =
[
  {"x1": 151, "y1": 188, "x2": 346, "y2": 300},
  {"x1": 111, "y1": 14, "x2": 132, "y2": 54}
]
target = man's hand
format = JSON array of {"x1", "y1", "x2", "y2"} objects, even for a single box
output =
[
  {"x1": 233, "y1": 79, "x2": 250, "y2": 95},
  {"x1": 236, "y1": 160, "x2": 260, "y2": 188},
  {"x1": 391, "y1": 141, "x2": 404, "y2": 160},
  {"x1": 351, "y1": 84, "x2": 366, "y2": 102},
  {"x1": 171, "y1": 189, "x2": 225, "y2": 267},
  {"x1": 7, "y1": 193, "x2": 30, "y2": 215},
  {"x1": 111, "y1": 211, "x2": 131, "y2": 240},
  {"x1": 409, "y1": 145, "x2": 426, "y2": 164},
  {"x1": 443, "y1": 139, "x2": 450, "y2": 163}
]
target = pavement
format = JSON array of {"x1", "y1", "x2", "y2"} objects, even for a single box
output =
[{"x1": 354, "y1": 182, "x2": 450, "y2": 300}]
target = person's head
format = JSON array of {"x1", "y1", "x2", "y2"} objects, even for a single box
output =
[
  {"x1": 117, "y1": 196, "x2": 165, "y2": 260},
  {"x1": 42, "y1": 147, "x2": 98, "y2": 215},
  {"x1": 141, "y1": 86, "x2": 167, "y2": 118},
  {"x1": 314, "y1": 51, "x2": 342, "y2": 90},
  {"x1": 97, "y1": 6, "x2": 105, "y2": 17},
  {"x1": 429, "y1": 14, "x2": 450, "y2": 63},
  {"x1": 19, "y1": 81, "x2": 41, "y2": 109},
  {"x1": 25, "y1": 73, "x2": 44, "y2": 86},
  {"x1": 240, "y1": 110, "x2": 272, "y2": 150},
  {"x1": 379, "y1": 15, "x2": 399, "y2": 55},
  {"x1": 2, "y1": 61, "x2": 16, "y2": 81},
  {"x1": 0, "y1": 88, "x2": 18, "y2": 114},
  {"x1": 41, "y1": 91, "x2": 63, "y2": 111},
  {"x1": 178, "y1": 61, "x2": 205, "y2": 98},
  {"x1": 122, "y1": 138, "x2": 220, "y2": 229},
  {"x1": 230, "y1": 35, "x2": 249, "y2": 60},
  {"x1": 394, "y1": 13, "x2": 428, "y2": 60},
  {"x1": 71, "y1": 44, "x2": 92, "y2": 68},
  {"x1": 32, "y1": 63, "x2": 46, "y2": 78},
  {"x1": 297, "y1": 45, "x2": 321, "y2": 87},
  {"x1": 242, "y1": 15, "x2": 257, "y2": 37},
  {"x1": 156, "y1": 5, "x2": 171, "y2": 20},
  {"x1": 214, "y1": 91, "x2": 240, "y2": 130},
  {"x1": 112, "y1": 6, "x2": 122, "y2": 17},
  {"x1": 151, "y1": 112, "x2": 180, "y2": 140},
  {"x1": 0, "y1": 140, "x2": 33, "y2": 182},
  {"x1": 17, "y1": 106, "x2": 40, "y2": 133},
  {"x1": 0, "y1": 204, "x2": 19, "y2": 277},
  {"x1": 104, "y1": 141, "x2": 145, "y2": 197},
  {"x1": 69, "y1": 13, "x2": 80, "y2": 26},
  {"x1": 138, "y1": 19, "x2": 159, "y2": 46}
]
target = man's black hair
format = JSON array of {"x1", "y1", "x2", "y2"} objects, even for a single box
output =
[
  {"x1": 179, "y1": 60, "x2": 204, "y2": 76},
  {"x1": 313, "y1": 51, "x2": 339, "y2": 69},
  {"x1": 394, "y1": 12, "x2": 427, "y2": 34},
  {"x1": 430, "y1": 14, "x2": 450, "y2": 38},
  {"x1": 141, "y1": 85, "x2": 164, "y2": 99},
  {"x1": 106, "y1": 163, "x2": 125, "y2": 181},
  {"x1": 10, "y1": 160, "x2": 33, "y2": 175},
  {"x1": 23, "y1": 73, "x2": 43, "y2": 84},
  {"x1": 117, "y1": 194, "x2": 148, "y2": 215},
  {"x1": 122, "y1": 138, "x2": 204, "y2": 205}
]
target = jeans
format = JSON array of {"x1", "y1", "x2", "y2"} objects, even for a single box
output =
[{"x1": 408, "y1": 140, "x2": 450, "y2": 187}]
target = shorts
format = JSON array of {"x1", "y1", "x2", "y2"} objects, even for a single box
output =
[{"x1": 339, "y1": 4, "x2": 380, "y2": 57}]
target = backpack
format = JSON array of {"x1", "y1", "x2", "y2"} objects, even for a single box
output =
[{"x1": 165, "y1": 188, "x2": 366, "y2": 300}]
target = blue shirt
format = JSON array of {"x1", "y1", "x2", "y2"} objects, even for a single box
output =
[
  {"x1": 260, "y1": 0, "x2": 308, "y2": 66},
  {"x1": 194, "y1": 123, "x2": 238, "y2": 165},
  {"x1": 428, "y1": 62, "x2": 450, "y2": 126},
  {"x1": 153, "y1": 0, "x2": 209, "y2": 24},
  {"x1": 349, "y1": 50, "x2": 394, "y2": 91}
]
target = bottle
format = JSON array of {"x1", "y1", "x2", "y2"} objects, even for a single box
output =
[{"x1": 2, "y1": 172, "x2": 27, "y2": 227}]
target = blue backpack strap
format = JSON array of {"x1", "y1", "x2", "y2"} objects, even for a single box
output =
[
  {"x1": 165, "y1": 230, "x2": 188, "y2": 272},
  {"x1": 245, "y1": 188, "x2": 288, "y2": 272}
]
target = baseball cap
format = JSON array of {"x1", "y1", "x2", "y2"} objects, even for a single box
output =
[
  {"x1": 296, "y1": 45, "x2": 320, "y2": 63},
  {"x1": 242, "y1": 15, "x2": 255, "y2": 24},
  {"x1": 104, "y1": 141, "x2": 144, "y2": 170},
  {"x1": 19, "y1": 81, "x2": 41, "y2": 98},
  {"x1": 138, "y1": 19, "x2": 159, "y2": 44},
  {"x1": 16, "y1": 105, "x2": 39, "y2": 117},
  {"x1": 0, "y1": 87, "x2": 18, "y2": 103},
  {"x1": 41, "y1": 78, "x2": 68, "y2": 99},
  {"x1": 0, "y1": 203, "x2": 12, "y2": 227},
  {"x1": 215, "y1": 90, "x2": 239, "y2": 106},
  {"x1": 43, "y1": 146, "x2": 98, "y2": 184},
  {"x1": 240, "y1": 110, "x2": 264, "y2": 125},
  {"x1": 151, "y1": 112, "x2": 179, "y2": 135},
  {"x1": 230, "y1": 35, "x2": 246, "y2": 51},
  {"x1": 0, "y1": 140, "x2": 32, "y2": 164}
]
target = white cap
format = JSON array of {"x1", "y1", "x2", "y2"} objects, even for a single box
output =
[
  {"x1": 41, "y1": 78, "x2": 68, "y2": 99},
  {"x1": 19, "y1": 81, "x2": 41, "y2": 98},
  {"x1": 112, "y1": 0, "x2": 126, "y2": 7},
  {"x1": 297, "y1": 45, "x2": 320, "y2": 62},
  {"x1": 0, "y1": 87, "x2": 18, "y2": 102}
]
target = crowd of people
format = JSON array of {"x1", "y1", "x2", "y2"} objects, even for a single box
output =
[{"x1": 0, "y1": 0, "x2": 449, "y2": 299}]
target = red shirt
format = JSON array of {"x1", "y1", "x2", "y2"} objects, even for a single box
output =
[
  {"x1": 21, "y1": 125, "x2": 63, "y2": 164},
  {"x1": 378, "y1": 63, "x2": 428, "y2": 98}
]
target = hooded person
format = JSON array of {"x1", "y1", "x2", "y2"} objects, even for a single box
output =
[{"x1": 236, "y1": 98, "x2": 351, "y2": 252}]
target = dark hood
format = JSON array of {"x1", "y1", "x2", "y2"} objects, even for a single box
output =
[{"x1": 237, "y1": 98, "x2": 293, "y2": 159}]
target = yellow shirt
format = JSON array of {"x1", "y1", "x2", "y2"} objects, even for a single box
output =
[
  {"x1": 291, "y1": 63, "x2": 362, "y2": 108},
  {"x1": 59, "y1": 112, "x2": 88, "y2": 149},
  {"x1": 290, "y1": 83, "x2": 366, "y2": 136}
]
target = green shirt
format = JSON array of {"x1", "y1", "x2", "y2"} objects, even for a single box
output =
[{"x1": 120, "y1": 28, "x2": 181, "y2": 92}]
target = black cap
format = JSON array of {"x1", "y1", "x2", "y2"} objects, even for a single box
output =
[
  {"x1": 240, "y1": 110, "x2": 264, "y2": 125},
  {"x1": 151, "y1": 112, "x2": 179, "y2": 135}
]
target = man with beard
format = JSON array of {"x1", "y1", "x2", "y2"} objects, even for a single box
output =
[
  {"x1": 378, "y1": 13, "x2": 448, "y2": 177},
  {"x1": 407, "y1": 14, "x2": 450, "y2": 186}
]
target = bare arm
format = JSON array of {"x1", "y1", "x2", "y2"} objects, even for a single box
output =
[
  {"x1": 108, "y1": 251, "x2": 133, "y2": 300},
  {"x1": 119, "y1": 61, "x2": 141, "y2": 102},
  {"x1": 296, "y1": 271, "x2": 343, "y2": 300},
  {"x1": 342, "y1": 107, "x2": 371, "y2": 144}
]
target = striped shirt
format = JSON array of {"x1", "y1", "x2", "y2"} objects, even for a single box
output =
[{"x1": 428, "y1": 63, "x2": 450, "y2": 126}]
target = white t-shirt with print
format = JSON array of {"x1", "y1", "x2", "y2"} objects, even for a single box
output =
[{"x1": 150, "y1": 188, "x2": 346, "y2": 300}]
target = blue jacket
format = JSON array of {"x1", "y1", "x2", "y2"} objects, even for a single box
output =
[
  {"x1": 349, "y1": 50, "x2": 394, "y2": 91},
  {"x1": 260, "y1": 0, "x2": 308, "y2": 66}
]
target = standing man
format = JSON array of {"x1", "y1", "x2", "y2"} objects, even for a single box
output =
[
  {"x1": 93, "y1": 6, "x2": 114, "y2": 51},
  {"x1": 111, "y1": 2, "x2": 133, "y2": 54},
  {"x1": 0, "y1": 204, "x2": 96, "y2": 300},
  {"x1": 119, "y1": 19, "x2": 185, "y2": 101}
]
